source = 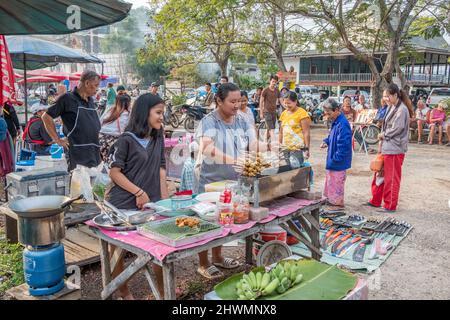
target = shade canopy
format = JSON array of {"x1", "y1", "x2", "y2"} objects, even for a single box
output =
[
  {"x1": 17, "y1": 76, "x2": 60, "y2": 85},
  {"x1": 6, "y1": 36, "x2": 104, "y2": 70},
  {"x1": 0, "y1": 0, "x2": 132, "y2": 35}
]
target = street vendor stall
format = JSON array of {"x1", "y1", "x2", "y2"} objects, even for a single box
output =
[{"x1": 88, "y1": 195, "x2": 324, "y2": 300}]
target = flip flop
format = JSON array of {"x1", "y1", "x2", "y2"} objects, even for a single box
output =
[
  {"x1": 197, "y1": 265, "x2": 224, "y2": 280},
  {"x1": 213, "y1": 257, "x2": 240, "y2": 269}
]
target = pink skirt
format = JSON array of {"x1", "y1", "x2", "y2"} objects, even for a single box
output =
[{"x1": 323, "y1": 170, "x2": 347, "y2": 206}]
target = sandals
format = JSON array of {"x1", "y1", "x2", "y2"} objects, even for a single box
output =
[
  {"x1": 197, "y1": 265, "x2": 224, "y2": 280},
  {"x1": 213, "y1": 257, "x2": 240, "y2": 269}
]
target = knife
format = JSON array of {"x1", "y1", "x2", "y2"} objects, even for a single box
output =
[
  {"x1": 335, "y1": 236, "x2": 362, "y2": 257},
  {"x1": 331, "y1": 233, "x2": 352, "y2": 254},
  {"x1": 321, "y1": 227, "x2": 335, "y2": 248},
  {"x1": 326, "y1": 230, "x2": 343, "y2": 244}
]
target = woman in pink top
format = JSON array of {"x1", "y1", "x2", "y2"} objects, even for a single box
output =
[{"x1": 428, "y1": 102, "x2": 447, "y2": 145}]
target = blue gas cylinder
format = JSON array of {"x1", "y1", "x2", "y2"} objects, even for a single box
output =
[{"x1": 23, "y1": 243, "x2": 66, "y2": 296}]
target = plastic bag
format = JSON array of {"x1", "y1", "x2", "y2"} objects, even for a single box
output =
[
  {"x1": 70, "y1": 164, "x2": 104, "y2": 203},
  {"x1": 92, "y1": 164, "x2": 111, "y2": 201}
]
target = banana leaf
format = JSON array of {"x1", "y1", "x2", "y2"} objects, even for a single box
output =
[
  {"x1": 214, "y1": 266, "x2": 265, "y2": 300},
  {"x1": 214, "y1": 259, "x2": 357, "y2": 300},
  {"x1": 261, "y1": 259, "x2": 357, "y2": 300}
]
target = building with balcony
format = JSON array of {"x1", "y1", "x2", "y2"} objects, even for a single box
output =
[{"x1": 283, "y1": 35, "x2": 450, "y2": 95}]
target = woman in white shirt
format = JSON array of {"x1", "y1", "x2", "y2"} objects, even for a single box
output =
[
  {"x1": 99, "y1": 94, "x2": 131, "y2": 162},
  {"x1": 237, "y1": 91, "x2": 255, "y2": 127}
]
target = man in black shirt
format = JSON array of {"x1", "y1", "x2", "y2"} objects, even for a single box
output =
[
  {"x1": 42, "y1": 70, "x2": 101, "y2": 171},
  {"x1": 23, "y1": 102, "x2": 53, "y2": 155}
]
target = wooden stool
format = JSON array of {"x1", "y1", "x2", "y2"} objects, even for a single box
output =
[{"x1": 6, "y1": 281, "x2": 81, "y2": 300}]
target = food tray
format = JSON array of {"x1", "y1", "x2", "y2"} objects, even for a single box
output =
[{"x1": 137, "y1": 216, "x2": 223, "y2": 247}]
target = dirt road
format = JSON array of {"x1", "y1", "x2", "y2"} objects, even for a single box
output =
[{"x1": 2, "y1": 126, "x2": 449, "y2": 299}]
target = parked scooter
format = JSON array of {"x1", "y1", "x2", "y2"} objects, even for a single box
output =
[
  {"x1": 180, "y1": 104, "x2": 209, "y2": 133},
  {"x1": 163, "y1": 101, "x2": 180, "y2": 128},
  {"x1": 95, "y1": 97, "x2": 107, "y2": 117}
]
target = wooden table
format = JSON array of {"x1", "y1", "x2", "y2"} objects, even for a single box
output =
[{"x1": 90, "y1": 199, "x2": 324, "y2": 300}]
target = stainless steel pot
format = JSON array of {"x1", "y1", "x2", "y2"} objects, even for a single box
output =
[{"x1": 9, "y1": 196, "x2": 71, "y2": 246}]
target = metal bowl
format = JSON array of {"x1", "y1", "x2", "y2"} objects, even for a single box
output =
[{"x1": 9, "y1": 195, "x2": 71, "y2": 218}]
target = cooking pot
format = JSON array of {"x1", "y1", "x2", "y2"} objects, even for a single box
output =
[{"x1": 9, "y1": 196, "x2": 73, "y2": 246}]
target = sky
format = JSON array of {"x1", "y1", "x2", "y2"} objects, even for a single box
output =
[{"x1": 128, "y1": 0, "x2": 150, "y2": 8}]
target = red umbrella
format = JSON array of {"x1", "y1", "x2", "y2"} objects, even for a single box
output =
[
  {"x1": 0, "y1": 35, "x2": 17, "y2": 105},
  {"x1": 17, "y1": 76, "x2": 59, "y2": 85},
  {"x1": 26, "y1": 69, "x2": 81, "y2": 80}
]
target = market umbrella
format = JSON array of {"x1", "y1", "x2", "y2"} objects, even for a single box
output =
[
  {"x1": 17, "y1": 76, "x2": 61, "y2": 85},
  {"x1": 0, "y1": 0, "x2": 132, "y2": 35},
  {"x1": 6, "y1": 36, "x2": 104, "y2": 121}
]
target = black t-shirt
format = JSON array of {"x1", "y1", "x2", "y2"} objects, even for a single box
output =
[
  {"x1": 26, "y1": 116, "x2": 52, "y2": 145},
  {"x1": 46, "y1": 87, "x2": 101, "y2": 170},
  {"x1": 105, "y1": 131, "x2": 166, "y2": 209},
  {"x1": 46, "y1": 87, "x2": 95, "y2": 135}
]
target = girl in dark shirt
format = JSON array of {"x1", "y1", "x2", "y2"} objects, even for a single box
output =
[{"x1": 105, "y1": 93, "x2": 169, "y2": 299}]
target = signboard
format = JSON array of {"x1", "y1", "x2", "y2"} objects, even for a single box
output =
[{"x1": 276, "y1": 71, "x2": 297, "y2": 82}]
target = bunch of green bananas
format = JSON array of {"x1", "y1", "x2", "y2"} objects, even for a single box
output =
[
  {"x1": 270, "y1": 262, "x2": 303, "y2": 294},
  {"x1": 236, "y1": 271, "x2": 280, "y2": 300}
]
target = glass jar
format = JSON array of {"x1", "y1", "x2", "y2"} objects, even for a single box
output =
[
  {"x1": 216, "y1": 202, "x2": 234, "y2": 227},
  {"x1": 233, "y1": 195, "x2": 250, "y2": 224}
]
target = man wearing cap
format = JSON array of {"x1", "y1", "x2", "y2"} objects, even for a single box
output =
[
  {"x1": 150, "y1": 82, "x2": 160, "y2": 97},
  {"x1": 42, "y1": 70, "x2": 102, "y2": 171},
  {"x1": 23, "y1": 102, "x2": 53, "y2": 155}
]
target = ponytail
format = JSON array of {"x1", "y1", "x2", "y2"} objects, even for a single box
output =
[
  {"x1": 399, "y1": 90, "x2": 414, "y2": 118},
  {"x1": 386, "y1": 83, "x2": 414, "y2": 118}
]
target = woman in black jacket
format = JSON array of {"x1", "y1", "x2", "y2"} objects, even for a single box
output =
[{"x1": 2, "y1": 102, "x2": 21, "y2": 144}]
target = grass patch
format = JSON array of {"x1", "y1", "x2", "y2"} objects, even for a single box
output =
[{"x1": 0, "y1": 231, "x2": 24, "y2": 294}]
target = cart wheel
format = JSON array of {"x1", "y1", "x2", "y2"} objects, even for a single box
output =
[{"x1": 256, "y1": 240, "x2": 292, "y2": 267}]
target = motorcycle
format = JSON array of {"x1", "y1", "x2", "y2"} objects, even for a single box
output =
[
  {"x1": 180, "y1": 104, "x2": 209, "y2": 133},
  {"x1": 163, "y1": 101, "x2": 180, "y2": 128},
  {"x1": 95, "y1": 97, "x2": 107, "y2": 117}
]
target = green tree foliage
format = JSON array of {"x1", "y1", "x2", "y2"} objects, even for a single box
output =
[
  {"x1": 133, "y1": 47, "x2": 169, "y2": 87},
  {"x1": 100, "y1": 9, "x2": 142, "y2": 54},
  {"x1": 267, "y1": 0, "x2": 449, "y2": 107},
  {"x1": 151, "y1": 0, "x2": 242, "y2": 76}
]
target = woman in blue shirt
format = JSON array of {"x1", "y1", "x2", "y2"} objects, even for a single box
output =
[{"x1": 320, "y1": 99, "x2": 353, "y2": 208}]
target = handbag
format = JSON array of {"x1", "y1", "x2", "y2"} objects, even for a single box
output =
[{"x1": 370, "y1": 153, "x2": 384, "y2": 172}]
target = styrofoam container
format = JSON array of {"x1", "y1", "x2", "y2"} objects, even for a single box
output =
[{"x1": 35, "y1": 155, "x2": 68, "y2": 171}]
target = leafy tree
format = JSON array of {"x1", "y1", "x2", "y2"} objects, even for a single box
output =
[
  {"x1": 151, "y1": 0, "x2": 242, "y2": 76},
  {"x1": 133, "y1": 47, "x2": 169, "y2": 87},
  {"x1": 267, "y1": 0, "x2": 449, "y2": 107}
]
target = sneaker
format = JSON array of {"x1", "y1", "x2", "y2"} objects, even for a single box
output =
[
  {"x1": 364, "y1": 202, "x2": 380, "y2": 208},
  {"x1": 376, "y1": 208, "x2": 396, "y2": 213},
  {"x1": 446, "y1": 143, "x2": 450, "y2": 147},
  {"x1": 417, "y1": 141, "x2": 423, "y2": 144}
]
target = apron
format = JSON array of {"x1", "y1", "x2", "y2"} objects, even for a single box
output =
[{"x1": 66, "y1": 105, "x2": 101, "y2": 171}]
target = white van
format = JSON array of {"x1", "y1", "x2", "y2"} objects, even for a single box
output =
[{"x1": 426, "y1": 88, "x2": 450, "y2": 106}]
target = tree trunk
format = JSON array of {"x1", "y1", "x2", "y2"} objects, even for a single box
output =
[
  {"x1": 371, "y1": 74, "x2": 388, "y2": 109},
  {"x1": 218, "y1": 59, "x2": 228, "y2": 77},
  {"x1": 275, "y1": 51, "x2": 287, "y2": 72}
]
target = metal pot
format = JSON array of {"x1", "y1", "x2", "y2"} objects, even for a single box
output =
[{"x1": 9, "y1": 196, "x2": 71, "y2": 246}]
